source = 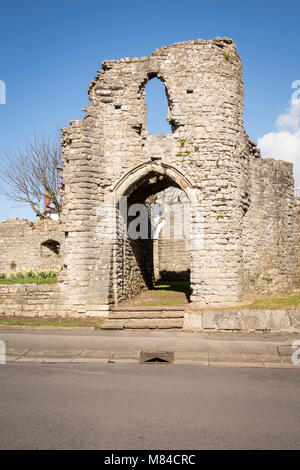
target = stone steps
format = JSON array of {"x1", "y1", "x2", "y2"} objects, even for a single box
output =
[
  {"x1": 100, "y1": 306, "x2": 185, "y2": 330},
  {"x1": 110, "y1": 306, "x2": 185, "y2": 311},
  {"x1": 109, "y1": 311, "x2": 184, "y2": 319}
]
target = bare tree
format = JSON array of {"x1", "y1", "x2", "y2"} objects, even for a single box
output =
[{"x1": 0, "y1": 132, "x2": 62, "y2": 219}]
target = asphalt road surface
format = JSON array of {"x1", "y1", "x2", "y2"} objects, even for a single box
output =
[{"x1": 0, "y1": 363, "x2": 299, "y2": 449}]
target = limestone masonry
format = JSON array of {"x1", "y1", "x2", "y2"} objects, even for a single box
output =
[
  {"x1": 0, "y1": 218, "x2": 63, "y2": 274},
  {"x1": 1, "y1": 37, "x2": 300, "y2": 320}
]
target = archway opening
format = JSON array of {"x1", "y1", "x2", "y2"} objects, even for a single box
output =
[
  {"x1": 115, "y1": 172, "x2": 191, "y2": 306},
  {"x1": 41, "y1": 239, "x2": 60, "y2": 256},
  {"x1": 145, "y1": 77, "x2": 172, "y2": 135}
]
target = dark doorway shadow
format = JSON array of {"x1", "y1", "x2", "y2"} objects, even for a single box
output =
[{"x1": 155, "y1": 276, "x2": 191, "y2": 302}]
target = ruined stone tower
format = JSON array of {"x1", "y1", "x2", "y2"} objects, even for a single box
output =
[{"x1": 59, "y1": 37, "x2": 298, "y2": 316}]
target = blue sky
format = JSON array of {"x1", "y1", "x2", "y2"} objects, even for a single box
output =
[{"x1": 0, "y1": 0, "x2": 300, "y2": 221}]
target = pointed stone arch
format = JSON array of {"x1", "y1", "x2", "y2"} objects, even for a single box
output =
[
  {"x1": 112, "y1": 161, "x2": 197, "y2": 204},
  {"x1": 109, "y1": 161, "x2": 199, "y2": 304}
]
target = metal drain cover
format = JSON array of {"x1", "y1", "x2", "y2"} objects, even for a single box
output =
[{"x1": 139, "y1": 351, "x2": 174, "y2": 364}]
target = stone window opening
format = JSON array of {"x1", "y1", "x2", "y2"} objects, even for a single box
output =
[
  {"x1": 41, "y1": 239, "x2": 60, "y2": 257},
  {"x1": 10, "y1": 260, "x2": 16, "y2": 270},
  {"x1": 145, "y1": 76, "x2": 172, "y2": 135}
]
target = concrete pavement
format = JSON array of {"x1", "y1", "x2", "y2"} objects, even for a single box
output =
[
  {"x1": 0, "y1": 362, "x2": 299, "y2": 449},
  {"x1": 1, "y1": 328, "x2": 300, "y2": 367}
]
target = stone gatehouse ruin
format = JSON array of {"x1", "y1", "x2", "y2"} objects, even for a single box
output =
[
  {"x1": 1, "y1": 37, "x2": 300, "y2": 325},
  {"x1": 59, "y1": 36, "x2": 298, "y2": 315}
]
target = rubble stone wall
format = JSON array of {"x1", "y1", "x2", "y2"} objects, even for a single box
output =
[
  {"x1": 6, "y1": 37, "x2": 294, "y2": 316},
  {"x1": 242, "y1": 158, "x2": 298, "y2": 297},
  {"x1": 155, "y1": 198, "x2": 191, "y2": 281},
  {"x1": 294, "y1": 197, "x2": 300, "y2": 277},
  {"x1": 0, "y1": 283, "x2": 62, "y2": 317},
  {"x1": 158, "y1": 239, "x2": 190, "y2": 281},
  {"x1": 0, "y1": 219, "x2": 64, "y2": 274},
  {"x1": 60, "y1": 37, "x2": 252, "y2": 313}
]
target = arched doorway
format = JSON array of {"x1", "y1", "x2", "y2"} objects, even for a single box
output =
[{"x1": 112, "y1": 163, "x2": 195, "y2": 305}]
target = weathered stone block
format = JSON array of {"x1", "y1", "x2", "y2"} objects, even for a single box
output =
[
  {"x1": 183, "y1": 311, "x2": 203, "y2": 330},
  {"x1": 201, "y1": 310, "x2": 216, "y2": 329},
  {"x1": 288, "y1": 310, "x2": 300, "y2": 329}
]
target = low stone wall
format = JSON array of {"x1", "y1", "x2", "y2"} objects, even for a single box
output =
[
  {"x1": 2, "y1": 284, "x2": 300, "y2": 331},
  {"x1": 184, "y1": 308, "x2": 300, "y2": 332},
  {"x1": 0, "y1": 283, "x2": 110, "y2": 317},
  {"x1": 0, "y1": 283, "x2": 63, "y2": 317}
]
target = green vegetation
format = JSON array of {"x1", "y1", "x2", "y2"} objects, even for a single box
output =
[
  {"x1": 217, "y1": 214, "x2": 224, "y2": 221},
  {"x1": 0, "y1": 277, "x2": 58, "y2": 285},
  {"x1": 216, "y1": 159, "x2": 220, "y2": 168},
  {"x1": 155, "y1": 280, "x2": 190, "y2": 293},
  {"x1": 0, "y1": 315, "x2": 103, "y2": 328},
  {"x1": 194, "y1": 146, "x2": 199, "y2": 152},
  {"x1": 223, "y1": 52, "x2": 230, "y2": 61},
  {"x1": 135, "y1": 298, "x2": 184, "y2": 306},
  {"x1": 241, "y1": 295, "x2": 300, "y2": 310},
  {"x1": 134, "y1": 280, "x2": 190, "y2": 307},
  {"x1": 0, "y1": 269, "x2": 60, "y2": 284},
  {"x1": 179, "y1": 138, "x2": 185, "y2": 147}
]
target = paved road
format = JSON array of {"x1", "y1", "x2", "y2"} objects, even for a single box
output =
[{"x1": 0, "y1": 362, "x2": 299, "y2": 449}]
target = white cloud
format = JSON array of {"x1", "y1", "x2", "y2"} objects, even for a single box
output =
[{"x1": 258, "y1": 86, "x2": 300, "y2": 187}]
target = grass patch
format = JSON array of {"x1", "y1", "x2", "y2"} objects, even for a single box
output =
[
  {"x1": 241, "y1": 295, "x2": 300, "y2": 310},
  {"x1": 0, "y1": 277, "x2": 58, "y2": 285},
  {"x1": 135, "y1": 298, "x2": 185, "y2": 307},
  {"x1": 131, "y1": 280, "x2": 190, "y2": 306},
  {"x1": 155, "y1": 280, "x2": 190, "y2": 293},
  {"x1": 0, "y1": 315, "x2": 104, "y2": 328}
]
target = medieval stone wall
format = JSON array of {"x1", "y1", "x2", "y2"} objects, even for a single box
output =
[
  {"x1": 242, "y1": 158, "x2": 298, "y2": 297},
  {"x1": 154, "y1": 191, "x2": 191, "y2": 281},
  {"x1": 1, "y1": 40, "x2": 299, "y2": 318},
  {"x1": 294, "y1": 197, "x2": 300, "y2": 276},
  {"x1": 0, "y1": 283, "x2": 63, "y2": 317},
  {"x1": 0, "y1": 219, "x2": 64, "y2": 274},
  {"x1": 115, "y1": 236, "x2": 153, "y2": 303},
  {"x1": 58, "y1": 37, "x2": 299, "y2": 314},
  {"x1": 157, "y1": 239, "x2": 190, "y2": 280},
  {"x1": 60, "y1": 37, "x2": 250, "y2": 313}
]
